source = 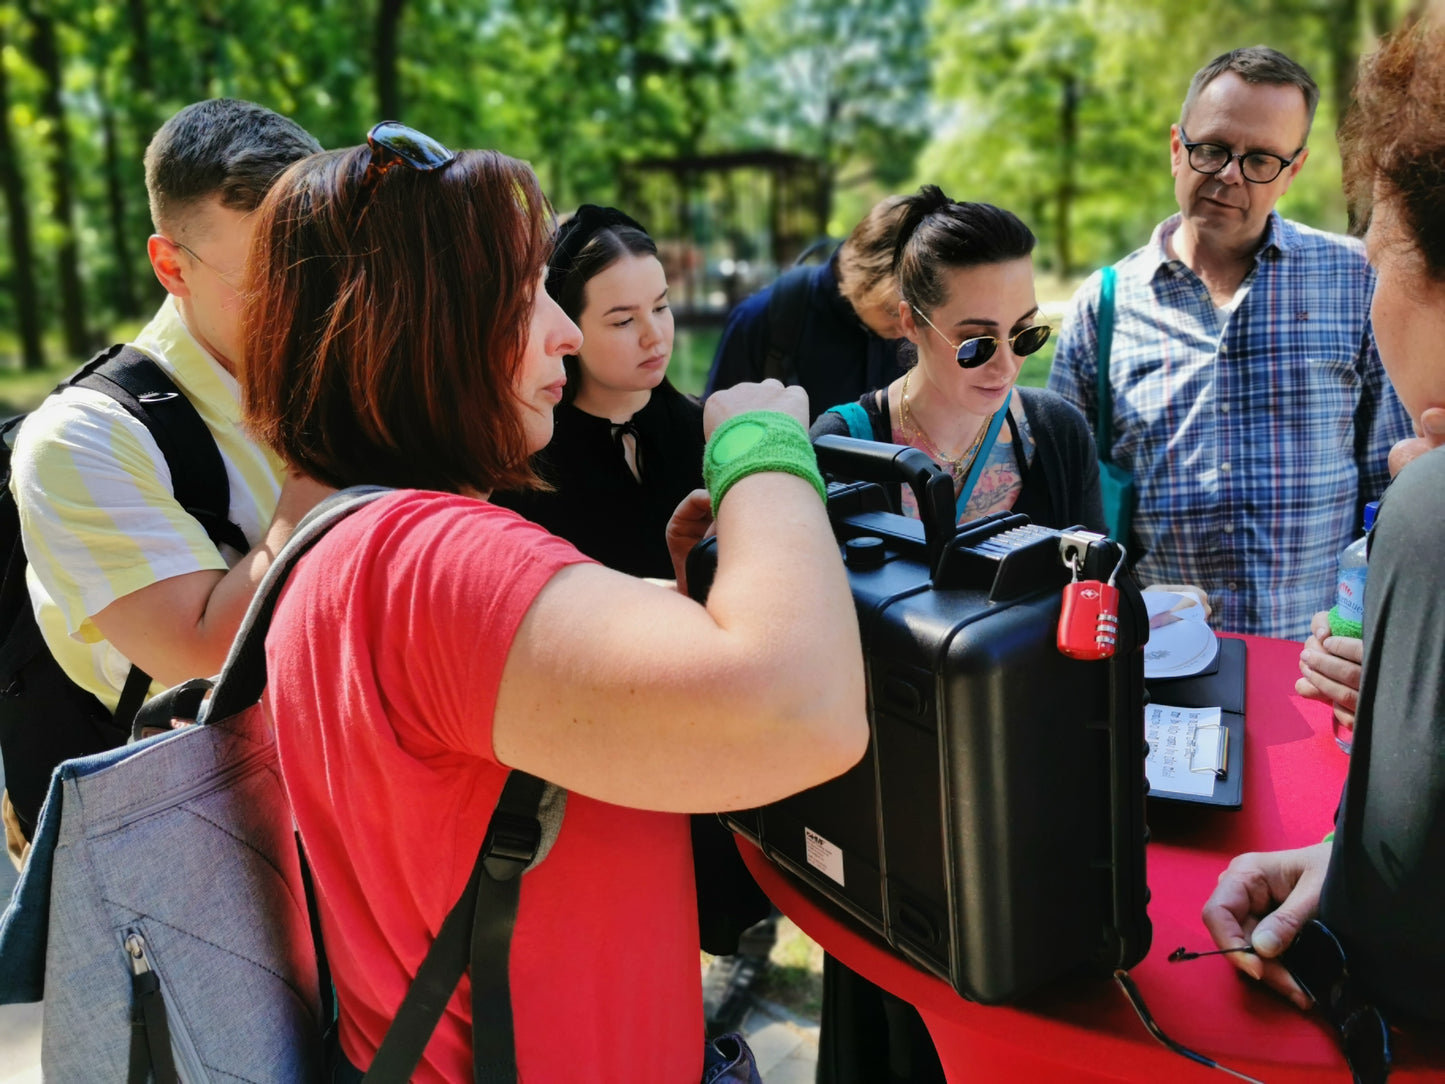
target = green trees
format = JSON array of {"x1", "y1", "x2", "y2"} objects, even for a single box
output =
[
  {"x1": 0, "y1": 0, "x2": 1413, "y2": 368},
  {"x1": 923, "y1": 0, "x2": 1412, "y2": 277}
]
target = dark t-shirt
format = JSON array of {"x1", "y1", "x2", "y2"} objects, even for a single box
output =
[
  {"x1": 1321, "y1": 446, "x2": 1445, "y2": 1022},
  {"x1": 704, "y1": 258, "x2": 906, "y2": 422},
  {"x1": 491, "y1": 382, "x2": 704, "y2": 579}
]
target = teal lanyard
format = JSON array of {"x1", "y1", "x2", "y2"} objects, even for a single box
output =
[{"x1": 954, "y1": 407, "x2": 1009, "y2": 520}]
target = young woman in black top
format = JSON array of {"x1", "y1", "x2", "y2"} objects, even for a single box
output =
[{"x1": 494, "y1": 206, "x2": 703, "y2": 580}]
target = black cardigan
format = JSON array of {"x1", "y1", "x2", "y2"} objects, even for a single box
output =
[{"x1": 808, "y1": 384, "x2": 1105, "y2": 533}]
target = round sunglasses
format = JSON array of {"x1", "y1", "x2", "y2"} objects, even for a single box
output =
[{"x1": 910, "y1": 303, "x2": 1052, "y2": 369}]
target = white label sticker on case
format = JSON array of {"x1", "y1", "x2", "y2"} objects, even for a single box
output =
[{"x1": 804, "y1": 827, "x2": 845, "y2": 886}]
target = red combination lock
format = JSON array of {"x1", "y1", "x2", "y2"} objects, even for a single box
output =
[{"x1": 1057, "y1": 579, "x2": 1120, "y2": 660}]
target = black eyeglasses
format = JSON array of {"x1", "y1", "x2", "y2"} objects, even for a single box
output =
[
  {"x1": 909, "y1": 303, "x2": 1052, "y2": 368},
  {"x1": 1280, "y1": 920, "x2": 1392, "y2": 1084},
  {"x1": 353, "y1": 121, "x2": 456, "y2": 226},
  {"x1": 1178, "y1": 126, "x2": 1303, "y2": 184},
  {"x1": 1114, "y1": 969, "x2": 1265, "y2": 1083},
  {"x1": 1168, "y1": 921, "x2": 1392, "y2": 1084}
]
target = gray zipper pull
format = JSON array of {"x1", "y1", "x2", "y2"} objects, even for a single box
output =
[{"x1": 124, "y1": 931, "x2": 152, "y2": 976}]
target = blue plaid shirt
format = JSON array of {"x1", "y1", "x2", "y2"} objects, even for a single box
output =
[{"x1": 1049, "y1": 212, "x2": 1412, "y2": 639}]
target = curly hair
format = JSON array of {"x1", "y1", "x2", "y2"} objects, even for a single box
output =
[{"x1": 1341, "y1": 10, "x2": 1445, "y2": 281}]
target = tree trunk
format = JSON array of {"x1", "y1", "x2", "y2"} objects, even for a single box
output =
[
  {"x1": 0, "y1": 20, "x2": 46, "y2": 370},
  {"x1": 100, "y1": 102, "x2": 139, "y2": 317},
  {"x1": 1055, "y1": 72, "x2": 1080, "y2": 276},
  {"x1": 375, "y1": 0, "x2": 406, "y2": 120},
  {"x1": 1330, "y1": 0, "x2": 1364, "y2": 231},
  {"x1": 28, "y1": 7, "x2": 91, "y2": 358}
]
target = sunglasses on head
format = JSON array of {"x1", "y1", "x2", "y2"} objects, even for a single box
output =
[
  {"x1": 352, "y1": 121, "x2": 457, "y2": 227},
  {"x1": 909, "y1": 303, "x2": 1051, "y2": 368}
]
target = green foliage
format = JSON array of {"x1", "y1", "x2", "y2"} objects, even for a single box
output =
[
  {"x1": 922, "y1": 0, "x2": 1412, "y2": 276},
  {"x1": 0, "y1": 0, "x2": 1417, "y2": 366}
]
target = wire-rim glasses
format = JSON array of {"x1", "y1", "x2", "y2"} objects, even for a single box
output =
[
  {"x1": 909, "y1": 303, "x2": 1051, "y2": 369},
  {"x1": 1178, "y1": 126, "x2": 1303, "y2": 184}
]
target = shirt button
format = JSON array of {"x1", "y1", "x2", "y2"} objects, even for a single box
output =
[
  {"x1": 1228, "y1": 582, "x2": 1239, "y2": 591},
  {"x1": 1223, "y1": 524, "x2": 1235, "y2": 534},
  {"x1": 1220, "y1": 462, "x2": 1231, "y2": 472},
  {"x1": 1220, "y1": 402, "x2": 1231, "y2": 414}
]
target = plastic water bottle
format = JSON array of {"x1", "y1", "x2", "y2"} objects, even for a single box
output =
[
  {"x1": 1327, "y1": 501, "x2": 1378, "y2": 752},
  {"x1": 1329, "y1": 502, "x2": 1378, "y2": 639}
]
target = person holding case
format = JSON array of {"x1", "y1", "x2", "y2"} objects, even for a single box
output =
[{"x1": 240, "y1": 127, "x2": 869, "y2": 1081}]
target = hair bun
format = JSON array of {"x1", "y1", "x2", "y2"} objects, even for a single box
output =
[
  {"x1": 550, "y1": 204, "x2": 648, "y2": 281},
  {"x1": 892, "y1": 184, "x2": 955, "y2": 271}
]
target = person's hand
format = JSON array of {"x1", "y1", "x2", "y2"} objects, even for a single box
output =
[
  {"x1": 1142, "y1": 583, "x2": 1212, "y2": 622},
  {"x1": 1294, "y1": 611, "x2": 1362, "y2": 734},
  {"x1": 665, "y1": 488, "x2": 714, "y2": 596},
  {"x1": 1388, "y1": 406, "x2": 1445, "y2": 478},
  {"x1": 1201, "y1": 841, "x2": 1332, "y2": 1009},
  {"x1": 702, "y1": 379, "x2": 809, "y2": 439}
]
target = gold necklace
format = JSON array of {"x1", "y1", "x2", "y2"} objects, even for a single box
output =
[{"x1": 899, "y1": 368, "x2": 994, "y2": 485}]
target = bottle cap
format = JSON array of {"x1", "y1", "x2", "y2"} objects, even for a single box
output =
[{"x1": 1363, "y1": 500, "x2": 1379, "y2": 532}]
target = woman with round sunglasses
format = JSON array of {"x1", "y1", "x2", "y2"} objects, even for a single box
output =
[
  {"x1": 810, "y1": 185, "x2": 1103, "y2": 534},
  {"x1": 806, "y1": 185, "x2": 1104, "y2": 1084},
  {"x1": 240, "y1": 124, "x2": 868, "y2": 1082}
]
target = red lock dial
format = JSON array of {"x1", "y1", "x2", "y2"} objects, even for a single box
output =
[{"x1": 1057, "y1": 579, "x2": 1120, "y2": 660}]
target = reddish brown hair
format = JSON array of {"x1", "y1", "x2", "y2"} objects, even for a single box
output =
[
  {"x1": 241, "y1": 146, "x2": 551, "y2": 491},
  {"x1": 1342, "y1": 10, "x2": 1445, "y2": 281}
]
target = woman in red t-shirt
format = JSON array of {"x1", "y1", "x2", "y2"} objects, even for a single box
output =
[{"x1": 238, "y1": 127, "x2": 867, "y2": 1083}]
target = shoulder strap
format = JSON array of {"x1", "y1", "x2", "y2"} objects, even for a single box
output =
[
  {"x1": 827, "y1": 402, "x2": 873, "y2": 441},
  {"x1": 762, "y1": 267, "x2": 817, "y2": 384},
  {"x1": 363, "y1": 771, "x2": 547, "y2": 1083},
  {"x1": 955, "y1": 408, "x2": 1010, "y2": 519},
  {"x1": 72, "y1": 345, "x2": 250, "y2": 556},
  {"x1": 201, "y1": 487, "x2": 393, "y2": 724},
  {"x1": 1095, "y1": 267, "x2": 1117, "y2": 464}
]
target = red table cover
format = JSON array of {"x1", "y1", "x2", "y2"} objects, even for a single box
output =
[{"x1": 740, "y1": 634, "x2": 1445, "y2": 1082}]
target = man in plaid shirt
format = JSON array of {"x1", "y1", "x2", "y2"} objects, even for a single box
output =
[{"x1": 1050, "y1": 46, "x2": 1411, "y2": 640}]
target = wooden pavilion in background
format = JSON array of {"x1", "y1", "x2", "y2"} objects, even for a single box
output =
[{"x1": 618, "y1": 150, "x2": 830, "y2": 326}]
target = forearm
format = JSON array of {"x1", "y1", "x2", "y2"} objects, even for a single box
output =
[
  {"x1": 93, "y1": 472, "x2": 335, "y2": 684},
  {"x1": 705, "y1": 471, "x2": 864, "y2": 734}
]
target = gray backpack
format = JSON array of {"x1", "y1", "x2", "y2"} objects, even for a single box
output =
[{"x1": 0, "y1": 487, "x2": 560, "y2": 1082}]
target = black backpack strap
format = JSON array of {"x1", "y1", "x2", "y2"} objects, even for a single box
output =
[
  {"x1": 762, "y1": 266, "x2": 818, "y2": 385},
  {"x1": 72, "y1": 345, "x2": 250, "y2": 556},
  {"x1": 362, "y1": 770, "x2": 546, "y2": 1083}
]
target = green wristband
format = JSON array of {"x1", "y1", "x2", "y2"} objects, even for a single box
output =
[
  {"x1": 703, "y1": 411, "x2": 827, "y2": 515},
  {"x1": 1327, "y1": 606, "x2": 1363, "y2": 640},
  {"x1": 1322, "y1": 830, "x2": 1335, "y2": 843}
]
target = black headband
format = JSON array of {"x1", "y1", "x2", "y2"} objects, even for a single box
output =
[{"x1": 549, "y1": 204, "x2": 648, "y2": 285}]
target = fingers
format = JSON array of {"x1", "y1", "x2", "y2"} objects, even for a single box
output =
[
  {"x1": 1202, "y1": 844, "x2": 1331, "y2": 1010},
  {"x1": 1296, "y1": 615, "x2": 1361, "y2": 717},
  {"x1": 664, "y1": 488, "x2": 715, "y2": 595},
  {"x1": 702, "y1": 380, "x2": 811, "y2": 437}
]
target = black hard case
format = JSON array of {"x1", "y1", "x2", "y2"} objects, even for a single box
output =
[{"x1": 688, "y1": 436, "x2": 1152, "y2": 1004}]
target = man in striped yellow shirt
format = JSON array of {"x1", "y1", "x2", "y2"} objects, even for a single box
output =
[{"x1": 4, "y1": 100, "x2": 332, "y2": 860}]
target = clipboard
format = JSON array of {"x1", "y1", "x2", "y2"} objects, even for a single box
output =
[{"x1": 1144, "y1": 637, "x2": 1247, "y2": 808}]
